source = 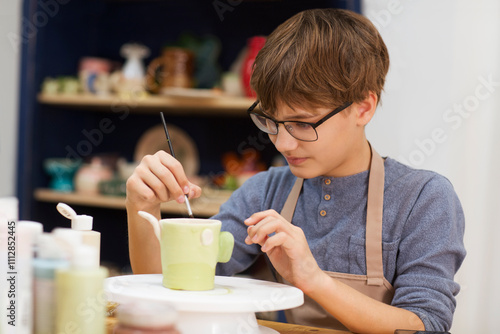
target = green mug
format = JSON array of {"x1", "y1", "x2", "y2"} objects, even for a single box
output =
[{"x1": 138, "y1": 212, "x2": 234, "y2": 290}]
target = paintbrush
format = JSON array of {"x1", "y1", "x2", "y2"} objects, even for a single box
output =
[{"x1": 160, "y1": 112, "x2": 194, "y2": 218}]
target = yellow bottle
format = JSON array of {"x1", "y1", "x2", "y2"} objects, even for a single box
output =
[{"x1": 55, "y1": 245, "x2": 108, "y2": 334}]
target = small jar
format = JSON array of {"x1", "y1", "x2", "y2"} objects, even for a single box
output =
[
  {"x1": 74, "y1": 157, "x2": 113, "y2": 195},
  {"x1": 113, "y1": 301, "x2": 180, "y2": 334}
]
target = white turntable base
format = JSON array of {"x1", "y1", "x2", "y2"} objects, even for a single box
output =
[{"x1": 105, "y1": 274, "x2": 304, "y2": 334}]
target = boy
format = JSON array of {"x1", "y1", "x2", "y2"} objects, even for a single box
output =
[{"x1": 126, "y1": 8, "x2": 465, "y2": 333}]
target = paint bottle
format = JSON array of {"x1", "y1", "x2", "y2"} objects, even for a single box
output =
[
  {"x1": 33, "y1": 233, "x2": 70, "y2": 334},
  {"x1": 0, "y1": 197, "x2": 18, "y2": 334},
  {"x1": 17, "y1": 221, "x2": 44, "y2": 334},
  {"x1": 52, "y1": 227, "x2": 83, "y2": 250},
  {"x1": 0, "y1": 196, "x2": 18, "y2": 221},
  {"x1": 56, "y1": 202, "x2": 101, "y2": 265},
  {"x1": 55, "y1": 244, "x2": 108, "y2": 334},
  {"x1": 113, "y1": 301, "x2": 180, "y2": 334}
]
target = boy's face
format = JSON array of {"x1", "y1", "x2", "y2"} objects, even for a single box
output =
[{"x1": 268, "y1": 103, "x2": 367, "y2": 179}]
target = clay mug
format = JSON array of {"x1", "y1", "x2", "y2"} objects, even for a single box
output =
[
  {"x1": 138, "y1": 211, "x2": 234, "y2": 291},
  {"x1": 146, "y1": 47, "x2": 195, "y2": 93}
]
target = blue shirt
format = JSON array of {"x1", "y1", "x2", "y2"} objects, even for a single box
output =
[{"x1": 215, "y1": 157, "x2": 466, "y2": 331}]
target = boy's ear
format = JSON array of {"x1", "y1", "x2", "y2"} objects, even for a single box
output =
[{"x1": 355, "y1": 92, "x2": 377, "y2": 126}]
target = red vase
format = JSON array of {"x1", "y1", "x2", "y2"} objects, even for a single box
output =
[{"x1": 241, "y1": 36, "x2": 267, "y2": 98}]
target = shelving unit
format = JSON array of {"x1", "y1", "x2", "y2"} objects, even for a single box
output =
[
  {"x1": 35, "y1": 92, "x2": 248, "y2": 217},
  {"x1": 18, "y1": 0, "x2": 357, "y2": 269},
  {"x1": 37, "y1": 93, "x2": 254, "y2": 115},
  {"x1": 34, "y1": 188, "x2": 231, "y2": 217}
]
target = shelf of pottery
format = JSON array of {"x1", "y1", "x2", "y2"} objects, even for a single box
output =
[{"x1": 36, "y1": 42, "x2": 262, "y2": 217}]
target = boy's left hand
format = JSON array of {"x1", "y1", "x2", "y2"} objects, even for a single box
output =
[{"x1": 244, "y1": 209, "x2": 324, "y2": 293}]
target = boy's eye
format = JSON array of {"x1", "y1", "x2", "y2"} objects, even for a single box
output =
[{"x1": 291, "y1": 122, "x2": 312, "y2": 130}]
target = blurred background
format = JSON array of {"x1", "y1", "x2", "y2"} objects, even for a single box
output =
[{"x1": 1, "y1": 0, "x2": 498, "y2": 332}]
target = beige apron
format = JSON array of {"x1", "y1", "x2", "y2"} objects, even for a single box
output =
[{"x1": 254, "y1": 147, "x2": 395, "y2": 330}]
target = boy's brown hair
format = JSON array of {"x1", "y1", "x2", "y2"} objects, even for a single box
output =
[{"x1": 250, "y1": 8, "x2": 389, "y2": 114}]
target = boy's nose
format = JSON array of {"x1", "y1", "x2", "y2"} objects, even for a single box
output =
[{"x1": 272, "y1": 124, "x2": 299, "y2": 152}]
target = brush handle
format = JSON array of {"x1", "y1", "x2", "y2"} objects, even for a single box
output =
[{"x1": 160, "y1": 112, "x2": 195, "y2": 218}]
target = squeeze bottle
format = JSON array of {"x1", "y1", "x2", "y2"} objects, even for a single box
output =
[
  {"x1": 55, "y1": 245, "x2": 108, "y2": 334},
  {"x1": 33, "y1": 233, "x2": 70, "y2": 334},
  {"x1": 56, "y1": 202, "x2": 101, "y2": 265},
  {"x1": 17, "y1": 221, "x2": 43, "y2": 334},
  {"x1": 0, "y1": 197, "x2": 18, "y2": 334}
]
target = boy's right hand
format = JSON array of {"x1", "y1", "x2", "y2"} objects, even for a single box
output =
[{"x1": 125, "y1": 150, "x2": 202, "y2": 212}]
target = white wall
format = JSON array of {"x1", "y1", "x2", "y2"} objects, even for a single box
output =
[
  {"x1": 0, "y1": 0, "x2": 21, "y2": 197},
  {"x1": 363, "y1": 1, "x2": 500, "y2": 333}
]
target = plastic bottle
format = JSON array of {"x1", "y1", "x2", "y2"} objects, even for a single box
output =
[
  {"x1": 52, "y1": 227, "x2": 83, "y2": 259},
  {"x1": 0, "y1": 196, "x2": 18, "y2": 222},
  {"x1": 33, "y1": 233, "x2": 70, "y2": 334},
  {"x1": 56, "y1": 202, "x2": 101, "y2": 265},
  {"x1": 0, "y1": 197, "x2": 18, "y2": 334},
  {"x1": 17, "y1": 221, "x2": 43, "y2": 334},
  {"x1": 113, "y1": 301, "x2": 180, "y2": 334},
  {"x1": 55, "y1": 245, "x2": 108, "y2": 334}
]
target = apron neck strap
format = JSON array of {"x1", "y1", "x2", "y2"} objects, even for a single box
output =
[
  {"x1": 280, "y1": 143, "x2": 386, "y2": 285},
  {"x1": 281, "y1": 177, "x2": 304, "y2": 222},
  {"x1": 365, "y1": 145, "x2": 385, "y2": 285}
]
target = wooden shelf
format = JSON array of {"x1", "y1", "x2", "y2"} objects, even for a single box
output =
[
  {"x1": 37, "y1": 93, "x2": 254, "y2": 116},
  {"x1": 34, "y1": 188, "x2": 232, "y2": 217}
]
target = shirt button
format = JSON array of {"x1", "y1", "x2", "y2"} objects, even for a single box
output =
[
  {"x1": 320, "y1": 210, "x2": 327, "y2": 217},
  {"x1": 324, "y1": 194, "x2": 331, "y2": 201},
  {"x1": 324, "y1": 179, "x2": 331, "y2": 185}
]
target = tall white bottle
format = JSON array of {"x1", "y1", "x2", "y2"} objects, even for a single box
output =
[
  {"x1": 0, "y1": 197, "x2": 18, "y2": 334},
  {"x1": 17, "y1": 221, "x2": 43, "y2": 334},
  {"x1": 0, "y1": 197, "x2": 19, "y2": 334},
  {"x1": 55, "y1": 245, "x2": 108, "y2": 334},
  {"x1": 33, "y1": 233, "x2": 70, "y2": 334},
  {"x1": 56, "y1": 202, "x2": 101, "y2": 265}
]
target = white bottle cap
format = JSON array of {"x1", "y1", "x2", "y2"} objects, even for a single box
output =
[
  {"x1": 56, "y1": 202, "x2": 93, "y2": 231},
  {"x1": 70, "y1": 214, "x2": 93, "y2": 231},
  {"x1": 17, "y1": 221, "x2": 44, "y2": 257},
  {"x1": 0, "y1": 220, "x2": 7, "y2": 247},
  {"x1": 72, "y1": 245, "x2": 99, "y2": 270},
  {"x1": 0, "y1": 197, "x2": 18, "y2": 221},
  {"x1": 18, "y1": 221, "x2": 44, "y2": 234},
  {"x1": 0, "y1": 198, "x2": 18, "y2": 250},
  {"x1": 52, "y1": 227, "x2": 83, "y2": 255},
  {"x1": 36, "y1": 233, "x2": 67, "y2": 259}
]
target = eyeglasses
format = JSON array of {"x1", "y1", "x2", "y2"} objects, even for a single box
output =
[{"x1": 247, "y1": 101, "x2": 353, "y2": 142}]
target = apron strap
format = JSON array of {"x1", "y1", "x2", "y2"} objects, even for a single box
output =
[
  {"x1": 280, "y1": 176, "x2": 304, "y2": 222},
  {"x1": 365, "y1": 147, "x2": 385, "y2": 285}
]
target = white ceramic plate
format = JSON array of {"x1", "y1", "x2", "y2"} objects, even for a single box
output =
[
  {"x1": 134, "y1": 124, "x2": 199, "y2": 176},
  {"x1": 105, "y1": 275, "x2": 302, "y2": 334},
  {"x1": 105, "y1": 274, "x2": 304, "y2": 313}
]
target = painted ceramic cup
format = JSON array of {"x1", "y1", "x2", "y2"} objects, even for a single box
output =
[{"x1": 138, "y1": 212, "x2": 234, "y2": 291}]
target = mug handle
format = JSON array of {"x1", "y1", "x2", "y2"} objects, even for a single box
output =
[
  {"x1": 145, "y1": 57, "x2": 163, "y2": 93},
  {"x1": 137, "y1": 211, "x2": 162, "y2": 244},
  {"x1": 217, "y1": 231, "x2": 234, "y2": 263}
]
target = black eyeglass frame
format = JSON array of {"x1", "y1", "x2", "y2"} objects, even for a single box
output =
[{"x1": 247, "y1": 101, "x2": 353, "y2": 142}]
